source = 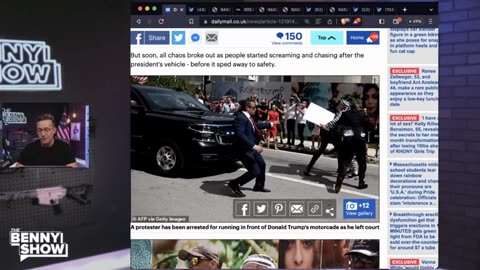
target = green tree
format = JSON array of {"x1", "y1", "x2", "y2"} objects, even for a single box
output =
[{"x1": 131, "y1": 76, "x2": 198, "y2": 95}]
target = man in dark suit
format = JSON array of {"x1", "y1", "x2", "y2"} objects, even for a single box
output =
[{"x1": 228, "y1": 99, "x2": 276, "y2": 197}]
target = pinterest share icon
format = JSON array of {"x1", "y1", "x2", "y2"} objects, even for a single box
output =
[
  {"x1": 274, "y1": 203, "x2": 283, "y2": 213},
  {"x1": 272, "y1": 202, "x2": 287, "y2": 216}
]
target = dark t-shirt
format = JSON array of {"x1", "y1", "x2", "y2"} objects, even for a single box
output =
[
  {"x1": 18, "y1": 139, "x2": 76, "y2": 166},
  {"x1": 337, "y1": 109, "x2": 369, "y2": 140},
  {"x1": 256, "y1": 104, "x2": 268, "y2": 121}
]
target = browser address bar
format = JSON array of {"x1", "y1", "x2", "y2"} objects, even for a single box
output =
[{"x1": 200, "y1": 17, "x2": 311, "y2": 27}]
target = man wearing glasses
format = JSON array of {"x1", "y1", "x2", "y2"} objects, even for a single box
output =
[
  {"x1": 178, "y1": 245, "x2": 222, "y2": 269},
  {"x1": 16, "y1": 114, "x2": 77, "y2": 168},
  {"x1": 344, "y1": 239, "x2": 379, "y2": 269}
]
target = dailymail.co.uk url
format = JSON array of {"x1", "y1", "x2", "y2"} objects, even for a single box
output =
[{"x1": 204, "y1": 18, "x2": 299, "y2": 25}]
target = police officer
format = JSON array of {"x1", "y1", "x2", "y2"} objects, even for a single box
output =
[
  {"x1": 303, "y1": 100, "x2": 349, "y2": 176},
  {"x1": 321, "y1": 100, "x2": 369, "y2": 193}
]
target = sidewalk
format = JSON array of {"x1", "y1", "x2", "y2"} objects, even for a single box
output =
[{"x1": 262, "y1": 138, "x2": 379, "y2": 164}]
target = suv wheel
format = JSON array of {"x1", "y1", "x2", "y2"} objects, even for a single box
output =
[{"x1": 152, "y1": 143, "x2": 183, "y2": 175}]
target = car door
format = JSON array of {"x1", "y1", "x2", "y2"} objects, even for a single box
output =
[{"x1": 130, "y1": 89, "x2": 147, "y2": 152}]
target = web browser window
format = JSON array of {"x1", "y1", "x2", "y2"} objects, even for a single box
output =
[{"x1": 130, "y1": 2, "x2": 438, "y2": 269}]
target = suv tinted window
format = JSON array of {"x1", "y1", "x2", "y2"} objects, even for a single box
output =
[{"x1": 139, "y1": 87, "x2": 208, "y2": 111}]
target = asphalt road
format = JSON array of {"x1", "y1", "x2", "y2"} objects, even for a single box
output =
[{"x1": 131, "y1": 149, "x2": 379, "y2": 223}]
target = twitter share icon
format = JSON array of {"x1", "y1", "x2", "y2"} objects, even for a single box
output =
[
  {"x1": 253, "y1": 201, "x2": 268, "y2": 217},
  {"x1": 171, "y1": 31, "x2": 186, "y2": 45}
]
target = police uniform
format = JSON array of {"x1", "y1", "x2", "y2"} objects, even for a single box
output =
[
  {"x1": 328, "y1": 102, "x2": 369, "y2": 193},
  {"x1": 304, "y1": 115, "x2": 342, "y2": 176}
]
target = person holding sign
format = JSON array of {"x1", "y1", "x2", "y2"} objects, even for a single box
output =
[{"x1": 303, "y1": 100, "x2": 350, "y2": 177}]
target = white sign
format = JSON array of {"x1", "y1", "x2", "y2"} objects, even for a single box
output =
[
  {"x1": 0, "y1": 39, "x2": 62, "y2": 90},
  {"x1": 9, "y1": 229, "x2": 68, "y2": 262},
  {"x1": 303, "y1": 102, "x2": 335, "y2": 125},
  {"x1": 70, "y1": 122, "x2": 81, "y2": 141}
]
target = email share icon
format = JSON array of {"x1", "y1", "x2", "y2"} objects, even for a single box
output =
[
  {"x1": 205, "y1": 32, "x2": 218, "y2": 44},
  {"x1": 289, "y1": 202, "x2": 305, "y2": 216}
]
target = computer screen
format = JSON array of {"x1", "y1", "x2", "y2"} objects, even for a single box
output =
[{"x1": 130, "y1": 2, "x2": 438, "y2": 269}]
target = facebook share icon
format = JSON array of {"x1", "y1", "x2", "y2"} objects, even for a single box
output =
[
  {"x1": 234, "y1": 201, "x2": 251, "y2": 217},
  {"x1": 241, "y1": 204, "x2": 249, "y2": 216},
  {"x1": 130, "y1": 31, "x2": 144, "y2": 45}
]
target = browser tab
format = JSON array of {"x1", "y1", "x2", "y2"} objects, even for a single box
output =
[
  {"x1": 353, "y1": 6, "x2": 373, "y2": 15},
  {"x1": 382, "y1": 7, "x2": 399, "y2": 15},
  {"x1": 187, "y1": 6, "x2": 208, "y2": 15},
  {"x1": 313, "y1": 7, "x2": 327, "y2": 15},
  {"x1": 286, "y1": 7, "x2": 303, "y2": 15},
  {"x1": 162, "y1": 4, "x2": 185, "y2": 15},
  {"x1": 265, "y1": 7, "x2": 280, "y2": 15},
  {"x1": 217, "y1": 7, "x2": 233, "y2": 15},
  {"x1": 335, "y1": 7, "x2": 351, "y2": 15},
  {"x1": 240, "y1": 7, "x2": 256, "y2": 15}
]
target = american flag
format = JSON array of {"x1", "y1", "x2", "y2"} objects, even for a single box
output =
[
  {"x1": 132, "y1": 76, "x2": 149, "y2": 85},
  {"x1": 56, "y1": 112, "x2": 70, "y2": 143}
]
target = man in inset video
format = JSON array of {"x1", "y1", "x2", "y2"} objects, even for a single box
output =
[
  {"x1": 345, "y1": 239, "x2": 379, "y2": 269},
  {"x1": 16, "y1": 114, "x2": 78, "y2": 167}
]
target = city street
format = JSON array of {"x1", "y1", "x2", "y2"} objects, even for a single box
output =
[{"x1": 132, "y1": 149, "x2": 379, "y2": 223}]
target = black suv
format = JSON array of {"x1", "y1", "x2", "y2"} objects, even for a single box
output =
[{"x1": 131, "y1": 85, "x2": 236, "y2": 175}]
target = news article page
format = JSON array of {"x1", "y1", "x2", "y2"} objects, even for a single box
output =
[
  {"x1": 1, "y1": 0, "x2": 132, "y2": 265},
  {"x1": 130, "y1": 3, "x2": 439, "y2": 269}
]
